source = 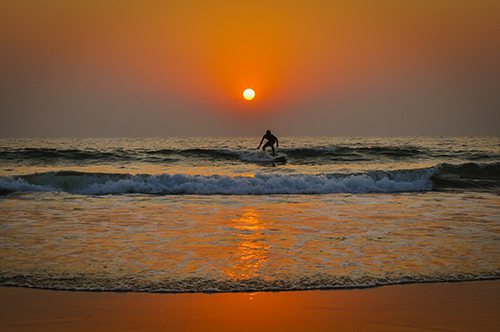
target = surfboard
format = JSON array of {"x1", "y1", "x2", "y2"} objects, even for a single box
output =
[
  {"x1": 273, "y1": 155, "x2": 287, "y2": 163},
  {"x1": 245, "y1": 150, "x2": 287, "y2": 164}
]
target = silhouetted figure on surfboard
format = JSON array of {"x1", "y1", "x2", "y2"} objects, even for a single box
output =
[{"x1": 257, "y1": 130, "x2": 279, "y2": 156}]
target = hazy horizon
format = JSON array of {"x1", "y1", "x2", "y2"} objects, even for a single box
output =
[
  {"x1": 0, "y1": 134, "x2": 499, "y2": 139},
  {"x1": 1, "y1": 1, "x2": 499, "y2": 137}
]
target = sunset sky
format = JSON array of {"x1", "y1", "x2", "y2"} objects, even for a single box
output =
[{"x1": 1, "y1": 1, "x2": 499, "y2": 137}]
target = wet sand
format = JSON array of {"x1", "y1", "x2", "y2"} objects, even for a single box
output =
[{"x1": 0, "y1": 280, "x2": 498, "y2": 331}]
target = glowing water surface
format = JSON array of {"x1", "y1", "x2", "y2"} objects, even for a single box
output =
[
  {"x1": 0, "y1": 137, "x2": 498, "y2": 292},
  {"x1": 1, "y1": 192, "x2": 498, "y2": 292}
]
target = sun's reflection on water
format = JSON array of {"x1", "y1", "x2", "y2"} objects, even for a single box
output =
[{"x1": 225, "y1": 209, "x2": 269, "y2": 280}]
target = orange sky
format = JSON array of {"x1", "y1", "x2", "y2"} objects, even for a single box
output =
[{"x1": 1, "y1": 1, "x2": 499, "y2": 136}]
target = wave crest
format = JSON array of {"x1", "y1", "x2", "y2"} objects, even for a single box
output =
[
  {"x1": 1, "y1": 162, "x2": 497, "y2": 195},
  {"x1": 3, "y1": 146, "x2": 497, "y2": 164}
]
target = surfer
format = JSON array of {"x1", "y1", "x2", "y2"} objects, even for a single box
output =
[{"x1": 257, "y1": 130, "x2": 279, "y2": 156}]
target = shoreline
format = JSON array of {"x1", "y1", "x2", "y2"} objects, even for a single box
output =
[
  {"x1": 1, "y1": 275, "x2": 499, "y2": 294},
  {"x1": 1, "y1": 280, "x2": 498, "y2": 331}
]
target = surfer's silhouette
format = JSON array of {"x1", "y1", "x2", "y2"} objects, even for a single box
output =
[{"x1": 257, "y1": 130, "x2": 279, "y2": 156}]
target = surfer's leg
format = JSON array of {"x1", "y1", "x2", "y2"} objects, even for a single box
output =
[{"x1": 271, "y1": 146, "x2": 276, "y2": 156}]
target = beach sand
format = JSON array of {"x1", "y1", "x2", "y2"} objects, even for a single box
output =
[{"x1": 0, "y1": 280, "x2": 498, "y2": 331}]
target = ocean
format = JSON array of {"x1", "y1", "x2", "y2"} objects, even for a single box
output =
[{"x1": 0, "y1": 136, "x2": 498, "y2": 292}]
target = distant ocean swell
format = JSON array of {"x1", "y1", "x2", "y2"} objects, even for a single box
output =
[
  {"x1": 1, "y1": 147, "x2": 498, "y2": 163},
  {"x1": 1, "y1": 163, "x2": 498, "y2": 195},
  {"x1": 0, "y1": 271, "x2": 498, "y2": 293}
]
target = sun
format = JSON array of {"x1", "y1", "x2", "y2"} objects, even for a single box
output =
[{"x1": 243, "y1": 88, "x2": 255, "y2": 101}]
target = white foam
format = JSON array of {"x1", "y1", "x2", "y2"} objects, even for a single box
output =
[
  {"x1": 0, "y1": 177, "x2": 54, "y2": 193},
  {"x1": 0, "y1": 169, "x2": 435, "y2": 195}
]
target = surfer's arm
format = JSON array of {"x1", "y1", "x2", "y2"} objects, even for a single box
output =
[
  {"x1": 276, "y1": 137, "x2": 279, "y2": 148},
  {"x1": 257, "y1": 137, "x2": 264, "y2": 149}
]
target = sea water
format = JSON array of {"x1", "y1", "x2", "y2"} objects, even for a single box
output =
[{"x1": 0, "y1": 137, "x2": 498, "y2": 292}]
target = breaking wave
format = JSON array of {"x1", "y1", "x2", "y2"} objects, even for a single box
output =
[
  {"x1": 2, "y1": 146, "x2": 498, "y2": 164},
  {"x1": 0, "y1": 163, "x2": 498, "y2": 195}
]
